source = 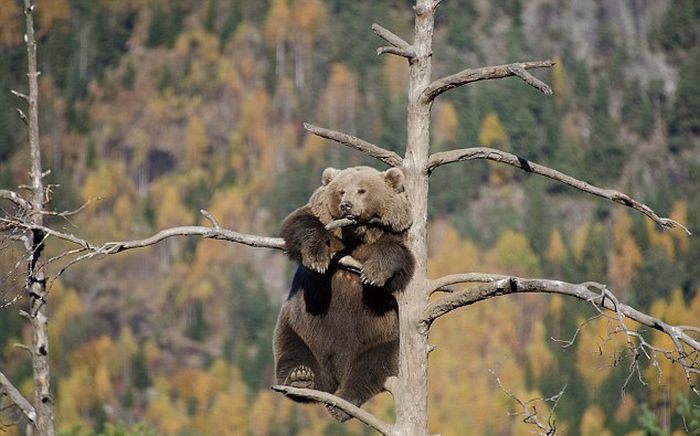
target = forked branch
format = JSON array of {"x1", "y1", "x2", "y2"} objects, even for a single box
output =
[
  {"x1": 0, "y1": 369, "x2": 36, "y2": 424},
  {"x1": 421, "y1": 60, "x2": 555, "y2": 103},
  {"x1": 426, "y1": 147, "x2": 690, "y2": 233},
  {"x1": 0, "y1": 190, "x2": 31, "y2": 211},
  {"x1": 304, "y1": 123, "x2": 403, "y2": 167},
  {"x1": 422, "y1": 277, "x2": 700, "y2": 351},
  {"x1": 490, "y1": 369, "x2": 564, "y2": 436},
  {"x1": 271, "y1": 385, "x2": 393, "y2": 435},
  {"x1": 421, "y1": 276, "x2": 700, "y2": 392},
  {"x1": 372, "y1": 23, "x2": 416, "y2": 59}
]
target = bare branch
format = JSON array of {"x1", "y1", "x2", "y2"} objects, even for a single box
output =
[
  {"x1": 337, "y1": 255, "x2": 362, "y2": 273},
  {"x1": 37, "y1": 197, "x2": 99, "y2": 219},
  {"x1": 421, "y1": 60, "x2": 555, "y2": 103},
  {"x1": 427, "y1": 272, "x2": 508, "y2": 295},
  {"x1": 13, "y1": 344, "x2": 31, "y2": 354},
  {"x1": 325, "y1": 217, "x2": 383, "y2": 231},
  {"x1": 0, "y1": 190, "x2": 31, "y2": 211},
  {"x1": 427, "y1": 277, "x2": 699, "y2": 396},
  {"x1": 371, "y1": 23, "x2": 411, "y2": 50},
  {"x1": 15, "y1": 108, "x2": 28, "y2": 126},
  {"x1": 421, "y1": 277, "x2": 700, "y2": 355},
  {"x1": 0, "y1": 370, "x2": 36, "y2": 424},
  {"x1": 303, "y1": 123, "x2": 403, "y2": 167},
  {"x1": 426, "y1": 147, "x2": 690, "y2": 233},
  {"x1": 678, "y1": 325, "x2": 700, "y2": 335},
  {"x1": 2, "y1": 219, "x2": 284, "y2": 253},
  {"x1": 551, "y1": 314, "x2": 603, "y2": 349},
  {"x1": 377, "y1": 46, "x2": 416, "y2": 59},
  {"x1": 2, "y1": 217, "x2": 366, "y2": 277},
  {"x1": 507, "y1": 63, "x2": 552, "y2": 95},
  {"x1": 10, "y1": 90, "x2": 29, "y2": 102},
  {"x1": 199, "y1": 209, "x2": 220, "y2": 229},
  {"x1": 271, "y1": 385, "x2": 393, "y2": 435},
  {"x1": 490, "y1": 369, "x2": 561, "y2": 436}
]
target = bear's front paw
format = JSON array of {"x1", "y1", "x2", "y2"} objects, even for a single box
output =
[
  {"x1": 285, "y1": 365, "x2": 315, "y2": 389},
  {"x1": 301, "y1": 239, "x2": 332, "y2": 273},
  {"x1": 326, "y1": 404, "x2": 352, "y2": 422},
  {"x1": 360, "y1": 258, "x2": 393, "y2": 287}
]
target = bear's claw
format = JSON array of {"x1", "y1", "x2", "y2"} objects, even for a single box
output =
[
  {"x1": 285, "y1": 365, "x2": 315, "y2": 389},
  {"x1": 301, "y1": 244, "x2": 331, "y2": 274},
  {"x1": 360, "y1": 261, "x2": 391, "y2": 287}
]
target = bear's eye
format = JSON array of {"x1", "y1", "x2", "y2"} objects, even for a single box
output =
[
  {"x1": 357, "y1": 189, "x2": 366, "y2": 195},
  {"x1": 339, "y1": 190, "x2": 345, "y2": 195}
]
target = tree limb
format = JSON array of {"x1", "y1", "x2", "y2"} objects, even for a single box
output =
[
  {"x1": 371, "y1": 23, "x2": 411, "y2": 51},
  {"x1": 11, "y1": 89, "x2": 30, "y2": 102},
  {"x1": 0, "y1": 190, "x2": 32, "y2": 211},
  {"x1": 1, "y1": 215, "x2": 365, "y2": 275},
  {"x1": 271, "y1": 385, "x2": 393, "y2": 435},
  {"x1": 0, "y1": 369, "x2": 36, "y2": 424},
  {"x1": 421, "y1": 60, "x2": 555, "y2": 103},
  {"x1": 426, "y1": 147, "x2": 690, "y2": 233},
  {"x1": 303, "y1": 123, "x2": 403, "y2": 167},
  {"x1": 427, "y1": 272, "x2": 508, "y2": 295},
  {"x1": 377, "y1": 46, "x2": 416, "y2": 59},
  {"x1": 490, "y1": 369, "x2": 563, "y2": 436},
  {"x1": 507, "y1": 64, "x2": 552, "y2": 95},
  {"x1": 421, "y1": 276, "x2": 700, "y2": 356},
  {"x1": 1, "y1": 219, "x2": 284, "y2": 253}
]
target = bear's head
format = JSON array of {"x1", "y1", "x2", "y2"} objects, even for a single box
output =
[{"x1": 309, "y1": 166, "x2": 412, "y2": 233}]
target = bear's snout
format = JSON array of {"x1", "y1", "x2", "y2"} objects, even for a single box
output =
[{"x1": 339, "y1": 200, "x2": 353, "y2": 215}]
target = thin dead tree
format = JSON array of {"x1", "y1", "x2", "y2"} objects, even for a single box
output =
[
  {"x1": 0, "y1": 1, "x2": 53, "y2": 435},
  {"x1": 1, "y1": 1, "x2": 698, "y2": 435}
]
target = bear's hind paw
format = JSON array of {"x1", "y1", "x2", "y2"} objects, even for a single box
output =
[
  {"x1": 326, "y1": 404, "x2": 352, "y2": 422},
  {"x1": 285, "y1": 365, "x2": 315, "y2": 389}
]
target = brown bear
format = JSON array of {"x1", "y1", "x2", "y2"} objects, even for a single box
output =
[{"x1": 274, "y1": 166, "x2": 415, "y2": 421}]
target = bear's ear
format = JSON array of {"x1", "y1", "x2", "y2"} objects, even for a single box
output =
[
  {"x1": 322, "y1": 167, "x2": 340, "y2": 186},
  {"x1": 383, "y1": 168, "x2": 405, "y2": 193}
]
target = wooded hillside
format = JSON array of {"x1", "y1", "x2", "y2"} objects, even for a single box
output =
[{"x1": 0, "y1": 0, "x2": 698, "y2": 434}]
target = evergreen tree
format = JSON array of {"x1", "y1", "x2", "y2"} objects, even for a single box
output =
[
  {"x1": 670, "y1": 48, "x2": 700, "y2": 136},
  {"x1": 585, "y1": 77, "x2": 626, "y2": 182},
  {"x1": 622, "y1": 78, "x2": 654, "y2": 139},
  {"x1": 655, "y1": 0, "x2": 700, "y2": 51}
]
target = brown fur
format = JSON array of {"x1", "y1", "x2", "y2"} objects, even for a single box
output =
[{"x1": 274, "y1": 166, "x2": 415, "y2": 421}]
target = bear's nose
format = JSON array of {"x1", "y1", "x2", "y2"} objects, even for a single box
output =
[{"x1": 339, "y1": 201, "x2": 353, "y2": 214}]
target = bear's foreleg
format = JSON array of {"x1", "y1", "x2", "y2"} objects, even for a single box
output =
[
  {"x1": 281, "y1": 207, "x2": 333, "y2": 273},
  {"x1": 359, "y1": 237, "x2": 415, "y2": 292},
  {"x1": 328, "y1": 340, "x2": 399, "y2": 422}
]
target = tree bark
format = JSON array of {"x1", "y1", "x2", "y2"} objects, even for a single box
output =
[
  {"x1": 393, "y1": 1, "x2": 435, "y2": 434},
  {"x1": 23, "y1": 1, "x2": 55, "y2": 434}
]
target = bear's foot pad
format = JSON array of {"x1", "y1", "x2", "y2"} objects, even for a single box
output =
[
  {"x1": 326, "y1": 404, "x2": 352, "y2": 422},
  {"x1": 285, "y1": 365, "x2": 315, "y2": 389}
]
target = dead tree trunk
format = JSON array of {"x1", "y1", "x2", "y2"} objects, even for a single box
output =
[
  {"x1": 0, "y1": 2, "x2": 55, "y2": 434},
  {"x1": 23, "y1": 1, "x2": 55, "y2": 433},
  {"x1": 393, "y1": 1, "x2": 434, "y2": 433}
]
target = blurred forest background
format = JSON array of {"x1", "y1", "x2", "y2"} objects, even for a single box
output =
[{"x1": 0, "y1": 0, "x2": 699, "y2": 434}]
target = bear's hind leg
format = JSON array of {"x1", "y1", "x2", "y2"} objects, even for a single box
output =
[
  {"x1": 328, "y1": 340, "x2": 398, "y2": 421},
  {"x1": 274, "y1": 321, "x2": 335, "y2": 402}
]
